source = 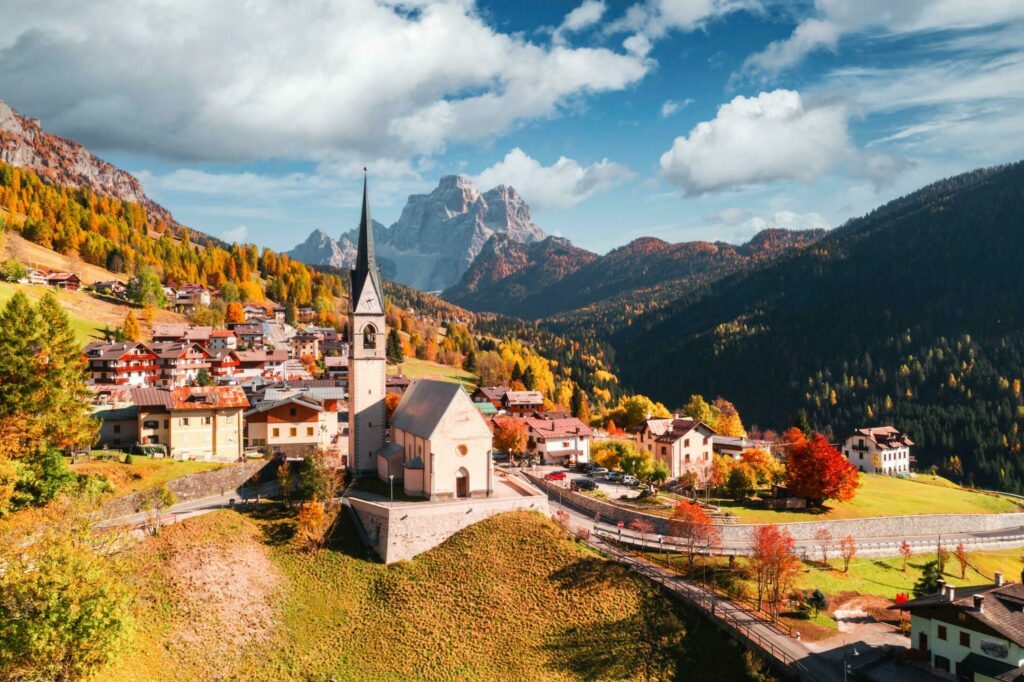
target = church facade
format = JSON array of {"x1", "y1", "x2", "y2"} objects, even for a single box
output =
[{"x1": 348, "y1": 176, "x2": 494, "y2": 499}]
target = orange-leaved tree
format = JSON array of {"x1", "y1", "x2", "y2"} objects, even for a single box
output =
[
  {"x1": 750, "y1": 524, "x2": 799, "y2": 619},
  {"x1": 226, "y1": 301, "x2": 246, "y2": 324},
  {"x1": 668, "y1": 500, "x2": 720, "y2": 571},
  {"x1": 783, "y1": 427, "x2": 859, "y2": 507},
  {"x1": 492, "y1": 416, "x2": 528, "y2": 463}
]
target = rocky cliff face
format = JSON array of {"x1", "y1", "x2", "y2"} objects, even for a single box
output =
[
  {"x1": 288, "y1": 175, "x2": 545, "y2": 291},
  {"x1": 0, "y1": 99, "x2": 176, "y2": 225}
]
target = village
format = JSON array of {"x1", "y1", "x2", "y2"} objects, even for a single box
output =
[{"x1": 0, "y1": 183, "x2": 1001, "y2": 681}]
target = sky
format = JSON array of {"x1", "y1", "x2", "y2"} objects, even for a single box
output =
[{"x1": 1, "y1": 0, "x2": 1023, "y2": 254}]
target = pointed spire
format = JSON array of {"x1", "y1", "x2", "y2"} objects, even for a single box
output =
[{"x1": 351, "y1": 168, "x2": 383, "y2": 311}]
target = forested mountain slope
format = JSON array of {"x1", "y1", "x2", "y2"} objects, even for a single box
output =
[{"x1": 615, "y1": 162, "x2": 1024, "y2": 490}]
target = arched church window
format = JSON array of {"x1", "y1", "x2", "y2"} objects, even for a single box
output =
[{"x1": 363, "y1": 324, "x2": 377, "y2": 349}]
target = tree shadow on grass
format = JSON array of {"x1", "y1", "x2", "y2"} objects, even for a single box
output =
[{"x1": 236, "y1": 501, "x2": 295, "y2": 546}]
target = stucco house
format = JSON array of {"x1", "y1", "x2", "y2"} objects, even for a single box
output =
[
  {"x1": 843, "y1": 426, "x2": 914, "y2": 475},
  {"x1": 893, "y1": 574, "x2": 1024, "y2": 680},
  {"x1": 521, "y1": 415, "x2": 592, "y2": 465},
  {"x1": 131, "y1": 386, "x2": 249, "y2": 461},
  {"x1": 632, "y1": 416, "x2": 716, "y2": 483},
  {"x1": 377, "y1": 380, "x2": 494, "y2": 500},
  {"x1": 244, "y1": 393, "x2": 342, "y2": 457}
]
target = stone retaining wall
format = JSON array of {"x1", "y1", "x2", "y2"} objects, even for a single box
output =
[
  {"x1": 349, "y1": 477, "x2": 549, "y2": 563},
  {"x1": 527, "y1": 473, "x2": 1024, "y2": 546},
  {"x1": 101, "y1": 459, "x2": 276, "y2": 518}
]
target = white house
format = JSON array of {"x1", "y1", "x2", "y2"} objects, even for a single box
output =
[
  {"x1": 893, "y1": 575, "x2": 1024, "y2": 680},
  {"x1": 843, "y1": 426, "x2": 914, "y2": 475},
  {"x1": 521, "y1": 415, "x2": 592, "y2": 465}
]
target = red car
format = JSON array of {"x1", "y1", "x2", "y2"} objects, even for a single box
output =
[{"x1": 544, "y1": 472, "x2": 567, "y2": 481}]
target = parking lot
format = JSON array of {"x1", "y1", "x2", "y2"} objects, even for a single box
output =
[{"x1": 533, "y1": 464, "x2": 646, "y2": 500}]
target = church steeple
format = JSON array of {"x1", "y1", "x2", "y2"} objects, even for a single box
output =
[{"x1": 350, "y1": 170, "x2": 384, "y2": 312}]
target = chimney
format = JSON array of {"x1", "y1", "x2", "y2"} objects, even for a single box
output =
[
  {"x1": 948, "y1": 586, "x2": 956, "y2": 602},
  {"x1": 974, "y1": 595, "x2": 985, "y2": 612},
  {"x1": 995, "y1": 572, "x2": 1005, "y2": 587}
]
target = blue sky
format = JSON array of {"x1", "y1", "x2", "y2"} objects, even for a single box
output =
[{"x1": 2, "y1": 1, "x2": 1023, "y2": 254}]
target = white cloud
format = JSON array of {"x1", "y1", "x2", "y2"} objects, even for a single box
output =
[
  {"x1": 222, "y1": 225, "x2": 248, "y2": 243},
  {"x1": 474, "y1": 147, "x2": 634, "y2": 210},
  {"x1": 659, "y1": 89, "x2": 852, "y2": 195},
  {"x1": 0, "y1": 0, "x2": 649, "y2": 162},
  {"x1": 553, "y1": 1, "x2": 607, "y2": 45},
  {"x1": 660, "y1": 98, "x2": 693, "y2": 117},
  {"x1": 710, "y1": 209, "x2": 829, "y2": 242},
  {"x1": 741, "y1": 0, "x2": 1024, "y2": 81},
  {"x1": 705, "y1": 207, "x2": 750, "y2": 225},
  {"x1": 609, "y1": 0, "x2": 758, "y2": 41}
]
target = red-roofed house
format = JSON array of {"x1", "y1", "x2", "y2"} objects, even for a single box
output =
[
  {"x1": 522, "y1": 415, "x2": 592, "y2": 465},
  {"x1": 632, "y1": 416, "x2": 717, "y2": 483},
  {"x1": 83, "y1": 342, "x2": 161, "y2": 386},
  {"x1": 131, "y1": 386, "x2": 249, "y2": 460},
  {"x1": 46, "y1": 272, "x2": 81, "y2": 290}
]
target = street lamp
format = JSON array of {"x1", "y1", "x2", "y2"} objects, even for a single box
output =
[
  {"x1": 844, "y1": 641, "x2": 859, "y2": 681},
  {"x1": 389, "y1": 474, "x2": 394, "y2": 503}
]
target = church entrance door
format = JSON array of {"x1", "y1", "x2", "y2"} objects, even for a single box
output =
[{"x1": 456, "y1": 468, "x2": 469, "y2": 498}]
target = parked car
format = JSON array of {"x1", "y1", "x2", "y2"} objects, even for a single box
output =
[
  {"x1": 575, "y1": 462, "x2": 593, "y2": 473},
  {"x1": 622, "y1": 474, "x2": 638, "y2": 487},
  {"x1": 588, "y1": 467, "x2": 609, "y2": 478},
  {"x1": 606, "y1": 471, "x2": 623, "y2": 482},
  {"x1": 570, "y1": 478, "x2": 598, "y2": 492},
  {"x1": 491, "y1": 451, "x2": 510, "y2": 462},
  {"x1": 544, "y1": 472, "x2": 567, "y2": 481}
]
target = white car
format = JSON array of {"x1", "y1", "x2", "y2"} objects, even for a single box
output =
[{"x1": 621, "y1": 474, "x2": 638, "y2": 487}]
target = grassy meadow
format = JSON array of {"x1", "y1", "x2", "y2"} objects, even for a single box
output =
[
  {"x1": 714, "y1": 473, "x2": 1023, "y2": 523},
  {"x1": 97, "y1": 508, "x2": 773, "y2": 681},
  {"x1": 389, "y1": 356, "x2": 477, "y2": 387},
  {"x1": 70, "y1": 455, "x2": 224, "y2": 497}
]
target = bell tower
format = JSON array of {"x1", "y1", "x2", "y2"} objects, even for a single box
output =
[{"x1": 348, "y1": 172, "x2": 387, "y2": 473}]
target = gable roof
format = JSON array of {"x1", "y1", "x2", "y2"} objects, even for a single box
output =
[
  {"x1": 245, "y1": 394, "x2": 324, "y2": 417},
  {"x1": 390, "y1": 379, "x2": 488, "y2": 441},
  {"x1": 83, "y1": 341, "x2": 151, "y2": 361},
  {"x1": 895, "y1": 582, "x2": 1024, "y2": 648},
  {"x1": 848, "y1": 426, "x2": 914, "y2": 448},
  {"x1": 131, "y1": 386, "x2": 249, "y2": 410},
  {"x1": 503, "y1": 390, "x2": 544, "y2": 406},
  {"x1": 522, "y1": 416, "x2": 592, "y2": 439},
  {"x1": 474, "y1": 385, "x2": 510, "y2": 402}
]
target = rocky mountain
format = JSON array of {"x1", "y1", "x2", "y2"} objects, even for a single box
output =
[
  {"x1": 446, "y1": 228, "x2": 825, "y2": 321},
  {"x1": 445, "y1": 234, "x2": 599, "y2": 313},
  {"x1": 612, "y1": 161, "x2": 1024, "y2": 490},
  {"x1": 0, "y1": 99, "x2": 175, "y2": 225},
  {"x1": 288, "y1": 175, "x2": 545, "y2": 291}
]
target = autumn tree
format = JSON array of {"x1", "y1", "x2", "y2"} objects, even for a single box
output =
[
  {"x1": 384, "y1": 392, "x2": 401, "y2": 422},
  {"x1": 712, "y1": 397, "x2": 746, "y2": 437},
  {"x1": 740, "y1": 448, "x2": 783, "y2": 488},
  {"x1": 606, "y1": 394, "x2": 671, "y2": 430},
  {"x1": 0, "y1": 500, "x2": 132, "y2": 680},
  {"x1": 954, "y1": 542, "x2": 969, "y2": 579},
  {"x1": 295, "y1": 495, "x2": 330, "y2": 550},
  {"x1": 726, "y1": 463, "x2": 756, "y2": 500},
  {"x1": 750, "y1": 525, "x2": 799, "y2": 619},
  {"x1": 621, "y1": 446, "x2": 655, "y2": 484},
  {"x1": 814, "y1": 527, "x2": 833, "y2": 563},
  {"x1": 592, "y1": 439, "x2": 635, "y2": 471},
  {"x1": 121, "y1": 310, "x2": 141, "y2": 341},
  {"x1": 783, "y1": 428, "x2": 859, "y2": 507},
  {"x1": 668, "y1": 500, "x2": 720, "y2": 571},
  {"x1": 476, "y1": 350, "x2": 509, "y2": 387},
  {"x1": 492, "y1": 417, "x2": 528, "y2": 463},
  {"x1": 839, "y1": 535, "x2": 857, "y2": 572},
  {"x1": 629, "y1": 518, "x2": 655, "y2": 547},
  {"x1": 682, "y1": 394, "x2": 719, "y2": 426},
  {"x1": 226, "y1": 301, "x2": 246, "y2": 324},
  {"x1": 899, "y1": 540, "x2": 913, "y2": 571},
  {"x1": 127, "y1": 267, "x2": 167, "y2": 307}
]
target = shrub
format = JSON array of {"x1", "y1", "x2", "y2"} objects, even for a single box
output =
[{"x1": 123, "y1": 453, "x2": 134, "y2": 465}]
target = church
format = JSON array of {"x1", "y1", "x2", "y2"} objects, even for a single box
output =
[{"x1": 347, "y1": 175, "x2": 494, "y2": 500}]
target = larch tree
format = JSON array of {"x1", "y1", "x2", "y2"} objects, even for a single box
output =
[
  {"x1": 121, "y1": 310, "x2": 141, "y2": 341},
  {"x1": 492, "y1": 417, "x2": 528, "y2": 463},
  {"x1": 839, "y1": 535, "x2": 858, "y2": 572},
  {"x1": 954, "y1": 542, "x2": 969, "y2": 579},
  {"x1": 36, "y1": 294, "x2": 98, "y2": 452},
  {"x1": 750, "y1": 525, "x2": 799, "y2": 619},
  {"x1": 899, "y1": 540, "x2": 913, "y2": 572},
  {"x1": 226, "y1": 301, "x2": 245, "y2": 324},
  {"x1": 814, "y1": 527, "x2": 833, "y2": 563}
]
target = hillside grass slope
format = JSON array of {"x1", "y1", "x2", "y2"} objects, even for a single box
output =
[{"x1": 98, "y1": 508, "x2": 771, "y2": 681}]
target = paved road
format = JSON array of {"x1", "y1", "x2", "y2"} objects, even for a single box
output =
[{"x1": 99, "y1": 481, "x2": 279, "y2": 530}]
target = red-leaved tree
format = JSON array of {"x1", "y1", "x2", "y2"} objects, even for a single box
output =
[
  {"x1": 899, "y1": 540, "x2": 912, "y2": 572},
  {"x1": 783, "y1": 427, "x2": 860, "y2": 507},
  {"x1": 839, "y1": 534, "x2": 858, "y2": 572},
  {"x1": 668, "y1": 500, "x2": 720, "y2": 572},
  {"x1": 750, "y1": 524, "x2": 800, "y2": 619}
]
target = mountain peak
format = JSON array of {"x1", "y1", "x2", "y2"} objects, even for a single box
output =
[{"x1": 0, "y1": 99, "x2": 176, "y2": 226}]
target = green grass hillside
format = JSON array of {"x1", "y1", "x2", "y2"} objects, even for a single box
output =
[
  {"x1": 99, "y1": 509, "x2": 772, "y2": 681},
  {"x1": 716, "y1": 474, "x2": 1024, "y2": 523}
]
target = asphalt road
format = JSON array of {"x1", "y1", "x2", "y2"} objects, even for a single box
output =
[{"x1": 99, "y1": 480, "x2": 279, "y2": 529}]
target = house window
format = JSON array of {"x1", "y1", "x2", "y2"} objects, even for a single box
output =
[
  {"x1": 937, "y1": 625, "x2": 947, "y2": 640},
  {"x1": 306, "y1": 427, "x2": 314, "y2": 436},
  {"x1": 289, "y1": 407, "x2": 297, "y2": 416},
  {"x1": 181, "y1": 417, "x2": 190, "y2": 426},
  {"x1": 685, "y1": 454, "x2": 690, "y2": 463},
  {"x1": 934, "y1": 656, "x2": 950, "y2": 673},
  {"x1": 113, "y1": 424, "x2": 121, "y2": 433},
  {"x1": 959, "y1": 632, "x2": 970, "y2": 647},
  {"x1": 163, "y1": 419, "x2": 169, "y2": 428},
  {"x1": 272, "y1": 428, "x2": 280, "y2": 438},
  {"x1": 684, "y1": 438, "x2": 690, "y2": 447},
  {"x1": 289, "y1": 427, "x2": 297, "y2": 437},
  {"x1": 203, "y1": 416, "x2": 211, "y2": 425}
]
